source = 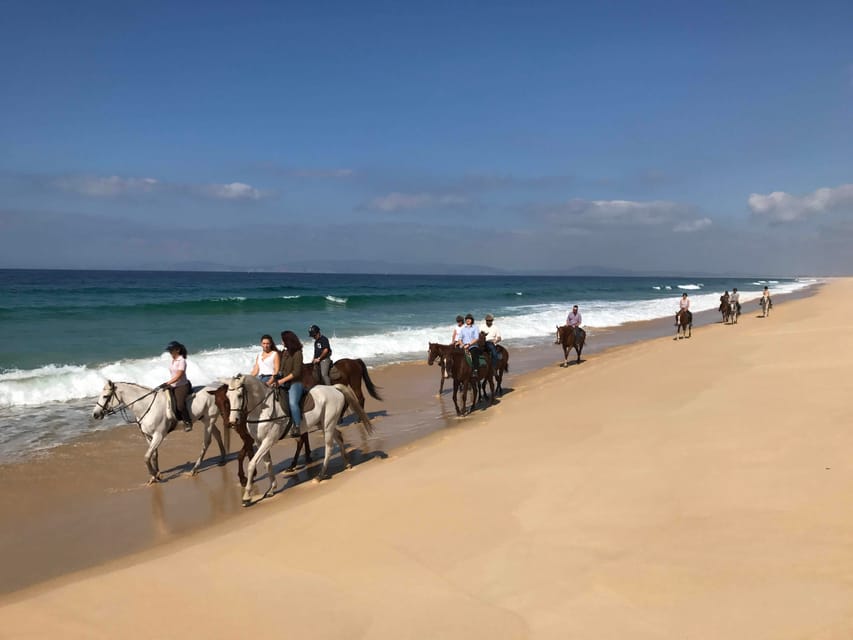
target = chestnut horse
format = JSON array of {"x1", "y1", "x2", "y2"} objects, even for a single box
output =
[
  {"x1": 556, "y1": 325, "x2": 586, "y2": 367},
  {"x1": 719, "y1": 297, "x2": 732, "y2": 324}
]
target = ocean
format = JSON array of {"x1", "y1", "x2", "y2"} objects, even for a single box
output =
[{"x1": 0, "y1": 269, "x2": 815, "y2": 461}]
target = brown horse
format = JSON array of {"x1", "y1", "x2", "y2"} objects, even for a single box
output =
[
  {"x1": 441, "y1": 347, "x2": 494, "y2": 416},
  {"x1": 427, "y1": 342, "x2": 458, "y2": 395},
  {"x1": 719, "y1": 297, "x2": 732, "y2": 324},
  {"x1": 675, "y1": 309, "x2": 692, "y2": 339},
  {"x1": 477, "y1": 332, "x2": 509, "y2": 397},
  {"x1": 556, "y1": 325, "x2": 586, "y2": 367},
  {"x1": 297, "y1": 358, "x2": 382, "y2": 410}
]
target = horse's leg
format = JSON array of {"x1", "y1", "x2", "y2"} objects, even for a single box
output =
[
  {"x1": 190, "y1": 416, "x2": 213, "y2": 475},
  {"x1": 263, "y1": 448, "x2": 276, "y2": 498},
  {"x1": 210, "y1": 421, "x2": 227, "y2": 465},
  {"x1": 452, "y1": 380, "x2": 462, "y2": 416},
  {"x1": 242, "y1": 434, "x2": 275, "y2": 506},
  {"x1": 143, "y1": 431, "x2": 164, "y2": 484},
  {"x1": 334, "y1": 428, "x2": 351, "y2": 470},
  {"x1": 317, "y1": 423, "x2": 336, "y2": 481}
]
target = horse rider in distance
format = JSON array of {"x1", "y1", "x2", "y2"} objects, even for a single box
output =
[
  {"x1": 678, "y1": 293, "x2": 693, "y2": 325},
  {"x1": 558, "y1": 304, "x2": 583, "y2": 344},
  {"x1": 730, "y1": 287, "x2": 741, "y2": 315},
  {"x1": 480, "y1": 314, "x2": 502, "y2": 365}
]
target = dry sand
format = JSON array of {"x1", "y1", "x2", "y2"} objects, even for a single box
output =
[{"x1": 2, "y1": 280, "x2": 852, "y2": 639}]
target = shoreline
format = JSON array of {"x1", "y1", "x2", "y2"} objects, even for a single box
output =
[{"x1": 0, "y1": 283, "x2": 820, "y2": 597}]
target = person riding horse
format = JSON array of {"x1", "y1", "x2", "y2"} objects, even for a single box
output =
[
  {"x1": 566, "y1": 305, "x2": 583, "y2": 343},
  {"x1": 730, "y1": 287, "x2": 741, "y2": 315},
  {"x1": 480, "y1": 313, "x2": 501, "y2": 366},
  {"x1": 677, "y1": 293, "x2": 693, "y2": 325},
  {"x1": 456, "y1": 313, "x2": 481, "y2": 376},
  {"x1": 308, "y1": 324, "x2": 332, "y2": 385}
]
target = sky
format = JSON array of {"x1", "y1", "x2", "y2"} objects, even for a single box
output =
[{"x1": 1, "y1": 0, "x2": 852, "y2": 275}]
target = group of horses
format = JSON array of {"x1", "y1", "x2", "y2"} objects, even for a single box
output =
[
  {"x1": 92, "y1": 357, "x2": 382, "y2": 506},
  {"x1": 718, "y1": 298, "x2": 742, "y2": 325},
  {"x1": 426, "y1": 326, "x2": 586, "y2": 416}
]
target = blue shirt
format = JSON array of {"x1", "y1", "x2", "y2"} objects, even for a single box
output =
[{"x1": 457, "y1": 324, "x2": 479, "y2": 346}]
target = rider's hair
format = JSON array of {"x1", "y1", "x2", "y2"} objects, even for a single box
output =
[
  {"x1": 260, "y1": 334, "x2": 279, "y2": 353},
  {"x1": 280, "y1": 330, "x2": 303, "y2": 353},
  {"x1": 455, "y1": 315, "x2": 464, "y2": 323}
]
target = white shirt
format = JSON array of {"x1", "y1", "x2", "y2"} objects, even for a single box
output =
[
  {"x1": 480, "y1": 322, "x2": 501, "y2": 343},
  {"x1": 680, "y1": 298, "x2": 690, "y2": 310}
]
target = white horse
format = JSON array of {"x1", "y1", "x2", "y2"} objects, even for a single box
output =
[
  {"x1": 92, "y1": 380, "x2": 231, "y2": 483},
  {"x1": 224, "y1": 374, "x2": 374, "y2": 506},
  {"x1": 760, "y1": 296, "x2": 772, "y2": 317}
]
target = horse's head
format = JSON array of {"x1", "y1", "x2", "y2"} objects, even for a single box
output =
[
  {"x1": 427, "y1": 343, "x2": 442, "y2": 366},
  {"x1": 92, "y1": 380, "x2": 117, "y2": 420},
  {"x1": 207, "y1": 383, "x2": 231, "y2": 423},
  {"x1": 477, "y1": 331, "x2": 487, "y2": 347},
  {"x1": 224, "y1": 375, "x2": 247, "y2": 428}
]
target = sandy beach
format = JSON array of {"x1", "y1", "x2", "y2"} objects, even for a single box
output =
[{"x1": 3, "y1": 280, "x2": 852, "y2": 638}]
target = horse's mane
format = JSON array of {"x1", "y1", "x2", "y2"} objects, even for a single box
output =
[{"x1": 113, "y1": 381, "x2": 153, "y2": 392}]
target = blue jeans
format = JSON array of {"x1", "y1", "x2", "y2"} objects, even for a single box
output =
[
  {"x1": 257, "y1": 374, "x2": 273, "y2": 384},
  {"x1": 485, "y1": 341, "x2": 499, "y2": 364},
  {"x1": 287, "y1": 382, "x2": 304, "y2": 427}
]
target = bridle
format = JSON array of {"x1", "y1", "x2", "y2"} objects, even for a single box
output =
[
  {"x1": 96, "y1": 381, "x2": 159, "y2": 425},
  {"x1": 228, "y1": 377, "x2": 288, "y2": 427}
]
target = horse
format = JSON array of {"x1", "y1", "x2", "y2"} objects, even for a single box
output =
[
  {"x1": 719, "y1": 298, "x2": 732, "y2": 324},
  {"x1": 675, "y1": 309, "x2": 692, "y2": 339},
  {"x1": 224, "y1": 374, "x2": 373, "y2": 506},
  {"x1": 298, "y1": 357, "x2": 382, "y2": 421},
  {"x1": 92, "y1": 381, "x2": 177, "y2": 484},
  {"x1": 187, "y1": 383, "x2": 231, "y2": 476},
  {"x1": 555, "y1": 325, "x2": 586, "y2": 366},
  {"x1": 760, "y1": 296, "x2": 772, "y2": 318},
  {"x1": 730, "y1": 300, "x2": 741, "y2": 324},
  {"x1": 427, "y1": 342, "x2": 459, "y2": 395},
  {"x1": 440, "y1": 348, "x2": 494, "y2": 416},
  {"x1": 477, "y1": 331, "x2": 509, "y2": 397}
]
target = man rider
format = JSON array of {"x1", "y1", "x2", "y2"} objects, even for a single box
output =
[
  {"x1": 308, "y1": 325, "x2": 332, "y2": 385},
  {"x1": 480, "y1": 314, "x2": 502, "y2": 366},
  {"x1": 456, "y1": 313, "x2": 481, "y2": 375},
  {"x1": 762, "y1": 286, "x2": 772, "y2": 309},
  {"x1": 565, "y1": 305, "x2": 583, "y2": 343}
]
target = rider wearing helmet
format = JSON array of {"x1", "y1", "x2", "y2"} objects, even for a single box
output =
[
  {"x1": 162, "y1": 340, "x2": 193, "y2": 431},
  {"x1": 308, "y1": 325, "x2": 333, "y2": 385}
]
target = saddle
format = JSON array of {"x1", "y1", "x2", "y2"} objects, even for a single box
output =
[{"x1": 311, "y1": 360, "x2": 336, "y2": 384}]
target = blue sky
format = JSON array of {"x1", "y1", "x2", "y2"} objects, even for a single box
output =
[{"x1": 1, "y1": 1, "x2": 852, "y2": 274}]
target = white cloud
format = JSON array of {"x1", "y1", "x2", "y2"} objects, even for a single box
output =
[
  {"x1": 673, "y1": 217, "x2": 712, "y2": 233},
  {"x1": 748, "y1": 183, "x2": 853, "y2": 222},
  {"x1": 54, "y1": 174, "x2": 268, "y2": 201},
  {"x1": 528, "y1": 198, "x2": 709, "y2": 232},
  {"x1": 54, "y1": 175, "x2": 159, "y2": 197},
  {"x1": 197, "y1": 182, "x2": 263, "y2": 200},
  {"x1": 366, "y1": 191, "x2": 469, "y2": 212}
]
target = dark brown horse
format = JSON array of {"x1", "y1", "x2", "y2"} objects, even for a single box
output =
[
  {"x1": 441, "y1": 347, "x2": 494, "y2": 415},
  {"x1": 427, "y1": 342, "x2": 458, "y2": 395},
  {"x1": 556, "y1": 325, "x2": 586, "y2": 367},
  {"x1": 719, "y1": 297, "x2": 732, "y2": 324},
  {"x1": 297, "y1": 358, "x2": 382, "y2": 411},
  {"x1": 675, "y1": 309, "x2": 692, "y2": 339},
  {"x1": 477, "y1": 332, "x2": 509, "y2": 397}
]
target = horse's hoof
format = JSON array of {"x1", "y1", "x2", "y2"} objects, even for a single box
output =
[
  {"x1": 217, "y1": 459, "x2": 226, "y2": 467},
  {"x1": 241, "y1": 499, "x2": 251, "y2": 507},
  {"x1": 284, "y1": 466, "x2": 297, "y2": 474},
  {"x1": 239, "y1": 478, "x2": 247, "y2": 487},
  {"x1": 345, "y1": 463, "x2": 353, "y2": 470},
  {"x1": 190, "y1": 468, "x2": 199, "y2": 477}
]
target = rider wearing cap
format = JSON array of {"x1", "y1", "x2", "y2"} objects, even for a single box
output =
[
  {"x1": 162, "y1": 340, "x2": 193, "y2": 431},
  {"x1": 308, "y1": 325, "x2": 333, "y2": 385},
  {"x1": 456, "y1": 313, "x2": 482, "y2": 374},
  {"x1": 677, "y1": 293, "x2": 693, "y2": 325},
  {"x1": 480, "y1": 313, "x2": 501, "y2": 366}
]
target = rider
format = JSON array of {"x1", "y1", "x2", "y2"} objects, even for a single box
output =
[
  {"x1": 308, "y1": 324, "x2": 333, "y2": 385},
  {"x1": 565, "y1": 305, "x2": 583, "y2": 343},
  {"x1": 161, "y1": 340, "x2": 193, "y2": 431},
  {"x1": 250, "y1": 334, "x2": 280, "y2": 386},
  {"x1": 276, "y1": 330, "x2": 304, "y2": 438},
  {"x1": 456, "y1": 313, "x2": 481, "y2": 375},
  {"x1": 677, "y1": 293, "x2": 693, "y2": 325},
  {"x1": 719, "y1": 291, "x2": 730, "y2": 314},
  {"x1": 730, "y1": 287, "x2": 741, "y2": 314},
  {"x1": 762, "y1": 286, "x2": 772, "y2": 309},
  {"x1": 480, "y1": 313, "x2": 502, "y2": 365},
  {"x1": 446, "y1": 315, "x2": 464, "y2": 379}
]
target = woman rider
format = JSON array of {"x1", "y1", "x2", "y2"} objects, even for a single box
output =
[{"x1": 277, "y1": 330, "x2": 305, "y2": 438}]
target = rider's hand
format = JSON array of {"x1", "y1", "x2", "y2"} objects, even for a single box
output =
[{"x1": 158, "y1": 383, "x2": 169, "y2": 390}]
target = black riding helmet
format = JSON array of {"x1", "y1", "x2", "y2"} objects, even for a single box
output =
[
  {"x1": 308, "y1": 325, "x2": 321, "y2": 338},
  {"x1": 464, "y1": 313, "x2": 474, "y2": 321}
]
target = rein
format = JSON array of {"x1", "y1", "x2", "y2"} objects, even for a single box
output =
[
  {"x1": 99, "y1": 384, "x2": 160, "y2": 425},
  {"x1": 236, "y1": 383, "x2": 290, "y2": 427}
]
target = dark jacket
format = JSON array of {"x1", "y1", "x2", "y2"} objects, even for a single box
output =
[{"x1": 278, "y1": 349, "x2": 303, "y2": 384}]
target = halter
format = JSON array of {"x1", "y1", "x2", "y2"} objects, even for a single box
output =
[
  {"x1": 97, "y1": 382, "x2": 160, "y2": 425},
  {"x1": 229, "y1": 378, "x2": 287, "y2": 425}
]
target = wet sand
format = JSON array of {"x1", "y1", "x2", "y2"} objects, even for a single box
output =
[{"x1": 0, "y1": 288, "x2": 817, "y2": 597}]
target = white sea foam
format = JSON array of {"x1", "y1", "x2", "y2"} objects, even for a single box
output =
[
  {"x1": 325, "y1": 295, "x2": 348, "y2": 304},
  {"x1": 281, "y1": 295, "x2": 300, "y2": 299},
  {"x1": 0, "y1": 279, "x2": 818, "y2": 409},
  {"x1": 665, "y1": 286, "x2": 672, "y2": 290},
  {"x1": 652, "y1": 286, "x2": 661, "y2": 290},
  {"x1": 677, "y1": 284, "x2": 703, "y2": 290}
]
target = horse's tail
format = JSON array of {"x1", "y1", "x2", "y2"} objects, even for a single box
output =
[
  {"x1": 334, "y1": 384, "x2": 374, "y2": 435},
  {"x1": 357, "y1": 358, "x2": 383, "y2": 401}
]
